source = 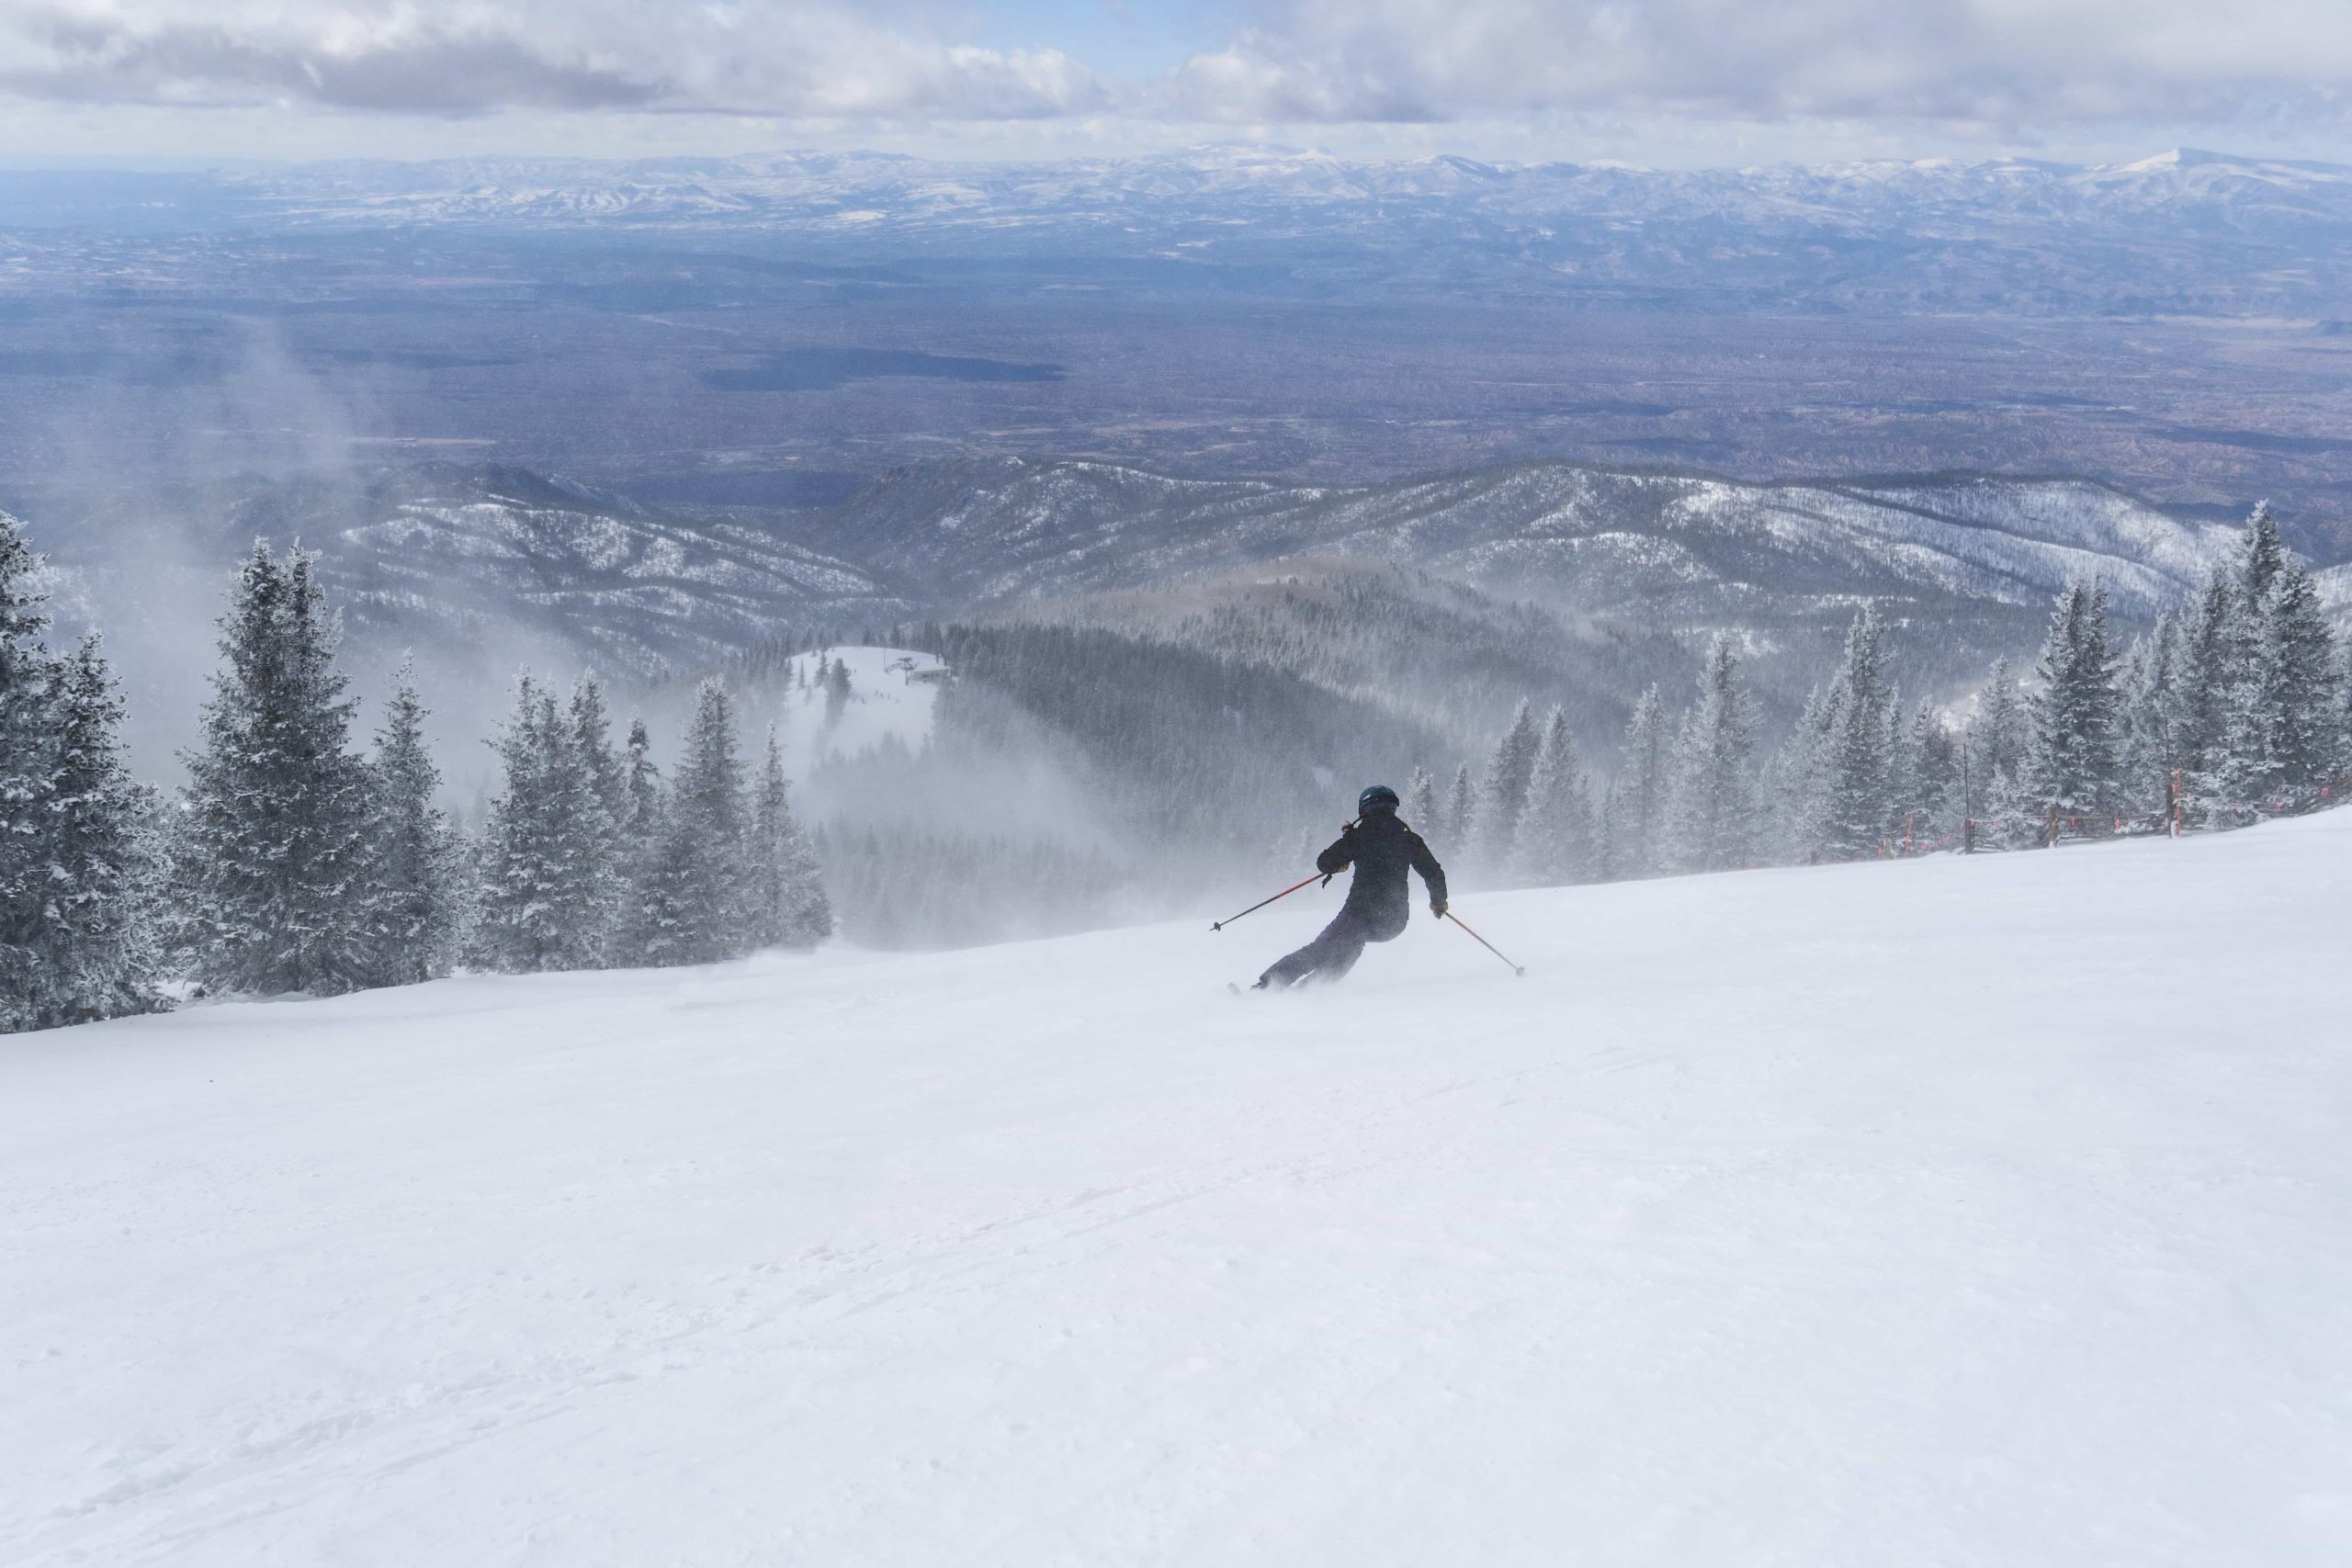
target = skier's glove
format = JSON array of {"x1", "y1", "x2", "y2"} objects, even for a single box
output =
[{"x1": 1430, "y1": 898, "x2": 1448, "y2": 919}]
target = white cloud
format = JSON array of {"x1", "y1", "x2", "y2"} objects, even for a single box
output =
[
  {"x1": 0, "y1": 0, "x2": 2343, "y2": 138},
  {"x1": 1161, "y1": 0, "x2": 2352, "y2": 128},
  {"x1": 0, "y1": 1, "x2": 1108, "y2": 118}
]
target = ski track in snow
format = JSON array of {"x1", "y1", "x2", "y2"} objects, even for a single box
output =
[{"x1": 6, "y1": 815, "x2": 2352, "y2": 1564}]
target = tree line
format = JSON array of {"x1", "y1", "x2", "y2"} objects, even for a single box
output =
[
  {"x1": 2, "y1": 525, "x2": 831, "y2": 1035},
  {"x1": 1419, "y1": 504, "x2": 2349, "y2": 886}
]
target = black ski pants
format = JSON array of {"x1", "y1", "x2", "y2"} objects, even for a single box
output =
[{"x1": 1259, "y1": 911, "x2": 1396, "y2": 988}]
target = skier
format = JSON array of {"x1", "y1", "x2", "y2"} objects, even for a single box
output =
[{"x1": 1253, "y1": 784, "x2": 1447, "y2": 989}]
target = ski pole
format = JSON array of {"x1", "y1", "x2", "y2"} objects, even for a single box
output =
[
  {"x1": 1211, "y1": 874, "x2": 1329, "y2": 931},
  {"x1": 1446, "y1": 911, "x2": 1526, "y2": 976}
]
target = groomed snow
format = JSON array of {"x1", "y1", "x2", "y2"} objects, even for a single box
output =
[{"x1": 6, "y1": 814, "x2": 2352, "y2": 1564}]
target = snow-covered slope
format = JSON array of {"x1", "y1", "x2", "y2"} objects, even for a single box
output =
[
  {"x1": 761, "y1": 645, "x2": 948, "y2": 771},
  {"x1": 8, "y1": 821, "x2": 2351, "y2": 1564}
]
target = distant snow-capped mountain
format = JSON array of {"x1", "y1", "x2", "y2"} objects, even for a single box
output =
[
  {"x1": 45, "y1": 144, "x2": 2323, "y2": 319},
  {"x1": 232, "y1": 144, "x2": 2352, "y2": 232}
]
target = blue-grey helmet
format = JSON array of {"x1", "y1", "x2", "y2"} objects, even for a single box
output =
[{"x1": 1358, "y1": 784, "x2": 1401, "y2": 814}]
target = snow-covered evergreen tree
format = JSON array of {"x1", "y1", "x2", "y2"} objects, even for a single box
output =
[
  {"x1": 367, "y1": 660, "x2": 463, "y2": 986},
  {"x1": 1403, "y1": 765, "x2": 1439, "y2": 840},
  {"x1": 1509, "y1": 708, "x2": 1590, "y2": 886},
  {"x1": 1812, "y1": 606, "x2": 1898, "y2": 860},
  {"x1": 1666, "y1": 637, "x2": 1757, "y2": 873},
  {"x1": 747, "y1": 727, "x2": 832, "y2": 950},
  {"x1": 569, "y1": 675, "x2": 628, "y2": 942},
  {"x1": 1474, "y1": 699, "x2": 1542, "y2": 870},
  {"x1": 623, "y1": 716, "x2": 661, "y2": 838},
  {"x1": 640, "y1": 680, "x2": 750, "y2": 965},
  {"x1": 2026, "y1": 581, "x2": 2122, "y2": 827},
  {"x1": 2241, "y1": 501, "x2": 2288, "y2": 609},
  {"x1": 1970, "y1": 656, "x2": 2035, "y2": 847},
  {"x1": 177, "y1": 542, "x2": 379, "y2": 997},
  {"x1": 2165, "y1": 564, "x2": 2248, "y2": 805},
  {"x1": 473, "y1": 676, "x2": 561, "y2": 971},
  {"x1": 1892, "y1": 699, "x2": 1961, "y2": 848},
  {"x1": 1609, "y1": 685, "x2": 1672, "y2": 877},
  {"x1": 605, "y1": 715, "x2": 668, "y2": 968},
  {"x1": 0, "y1": 513, "x2": 62, "y2": 1029},
  {"x1": 2253, "y1": 558, "x2": 2342, "y2": 795},
  {"x1": 2116, "y1": 616, "x2": 2177, "y2": 813},
  {"x1": 1444, "y1": 762, "x2": 1477, "y2": 865},
  {"x1": 472, "y1": 677, "x2": 620, "y2": 982},
  {"x1": 0, "y1": 620, "x2": 167, "y2": 1032},
  {"x1": 50, "y1": 636, "x2": 166, "y2": 1021},
  {"x1": 473, "y1": 675, "x2": 617, "y2": 973}
]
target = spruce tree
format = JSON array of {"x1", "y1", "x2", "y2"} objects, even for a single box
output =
[
  {"x1": 1816, "y1": 606, "x2": 1897, "y2": 860},
  {"x1": 1611, "y1": 685, "x2": 1672, "y2": 876},
  {"x1": 2117, "y1": 616, "x2": 2177, "y2": 812},
  {"x1": 1667, "y1": 636, "x2": 1758, "y2": 873},
  {"x1": 1509, "y1": 708, "x2": 1591, "y2": 886},
  {"x1": 2241, "y1": 501, "x2": 2288, "y2": 610},
  {"x1": 1771, "y1": 683, "x2": 1834, "y2": 863},
  {"x1": 178, "y1": 542, "x2": 379, "y2": 997},
  {"x1": 2026, "y1": 581, "x2": 2123, "y2": 826},
  {"x1": 46, "y1": 635, "x2": 166, "y2": 1022},
  {"x1": 474, "y1": 676, "x2": 615, "y2": 973},
  {"x1": 0, "y1": 513, "x2": 62, "y2": 1029},
  {"x1": 473, "y1": 676, "x2": 560, "y2": 971},
  {"x1": 569, "y1": 674, "x2": 629, "y2": 949},
  {"x1": 367, "y1": 660, "x2": 462, "y2": 986},
  {"x1": 747, "y1": 727, "x2": 832, "y2": 949},
  {"x1": 623, "y1": 716, "x2": 662, "y2": 838},
  {"x1": 1971, "y1": 657, "x2": 2034, "y2": 847},
  {"x1": 2166, "y1": 565, "x2": 2248, "y2": 805},
  {"x1": 2255, "y1": 558, "x2": 2342, "y2": 794},
  {"x1": 1898, "y1": 700, "x2": 1961, "y2": 846},
  {"x1": 1, "y1": 622, "x2": 166, "y2": 1032},
  {"x1": 641, "y1": 680, "x2": 750, "y2": 965},
  {"x1": 1475, "y1": 699, "x2": 1542, "y2": 870},
  {"x1": 607, "y1": 716, "x2": 668, "y2": 968},
  {"x1": 1404, "y1": 765, "x2": 1439, "y2": 840},
  {"x1": 1444, "y1": 762, "x2": 1478, "y2": 866}
]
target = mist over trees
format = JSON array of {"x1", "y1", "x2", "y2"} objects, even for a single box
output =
[
  {"x1": 5, "y1": 498, "x2": 2348, "y2": 1033},
  {"x1": 0, "y1": 520, "x2": 833, "y2": 1033}
]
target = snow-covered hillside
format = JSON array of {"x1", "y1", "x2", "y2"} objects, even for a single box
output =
[
  {"x1": 761, "y1": 646, "x2": 948, "y2": 771},
  {"x1": 7, "y1": 817, "x2": 2351, "y2": 1564},
  {"x1": 805, "y1": 457, "x2": 2240, "y2": 623}
]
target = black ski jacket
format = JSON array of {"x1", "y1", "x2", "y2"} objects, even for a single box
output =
[{"x1": 1316, "y1": 811, "x2": 1447, "y2": 940}]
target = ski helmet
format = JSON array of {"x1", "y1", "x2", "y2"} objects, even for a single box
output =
[{"x1": 1358, "y1": 783, "x2": 1401, "y2": 814}]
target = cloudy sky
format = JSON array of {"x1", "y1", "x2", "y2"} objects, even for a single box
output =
[{"x1": 0, "y1": 0, "x2": 2346, "y2": 165}]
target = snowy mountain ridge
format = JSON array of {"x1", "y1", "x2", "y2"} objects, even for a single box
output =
[
  {"x1": 227, "y1": 145, "x2": 2352, "y2": 233},
  {"x1": 803, "y1": 457, "x2": 2255, "y2": 626},
  {"x1": 16, "y1": 145, "x2": 2346, "y2": 318}
]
